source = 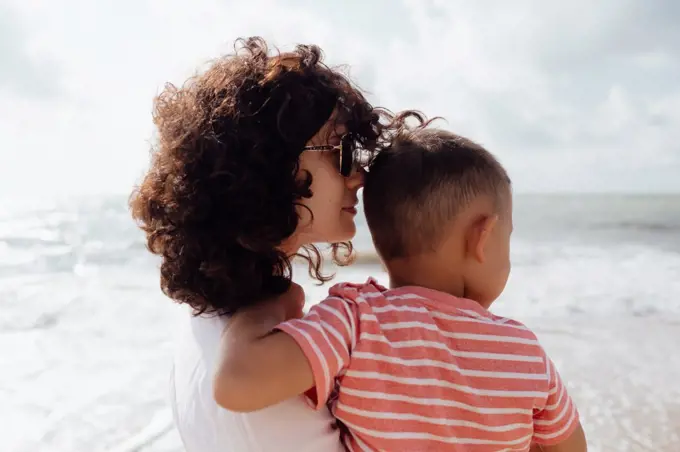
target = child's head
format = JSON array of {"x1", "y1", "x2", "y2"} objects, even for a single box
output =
[{"x1": 363, "y1": 127, "x2": 512, "y2": 306}]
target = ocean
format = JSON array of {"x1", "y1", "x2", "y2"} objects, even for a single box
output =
[{"x1": 1, "y1": 194, "x2": 679, "y2": 451}]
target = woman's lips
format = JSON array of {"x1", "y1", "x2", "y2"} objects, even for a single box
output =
[{"x1": 342, "y1": 206, "x2": 357, "y2": 215}]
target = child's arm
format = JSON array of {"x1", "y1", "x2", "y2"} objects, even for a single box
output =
[
  {"x1": 532, "y1": 352, "x2": 587, "y2": 452},
  {"x1": 213, "y1": 283, "x2": 314, "y2": 412},
  {"x1": 213, "y1": 283, "x2": 357, "y2": 412}
]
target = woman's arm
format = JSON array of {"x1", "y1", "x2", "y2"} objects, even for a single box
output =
[{"x1": 213, "y1": 284, "x2": 315, "y2": 412}]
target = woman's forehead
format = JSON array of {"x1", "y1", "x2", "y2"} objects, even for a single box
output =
[{"x1": 317, "y1": 111, "x2": 348, "y2": 139}]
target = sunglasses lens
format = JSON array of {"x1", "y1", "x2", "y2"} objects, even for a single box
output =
[{"x1": 340, "y1": 135, "x2": 354, "y2": 177}]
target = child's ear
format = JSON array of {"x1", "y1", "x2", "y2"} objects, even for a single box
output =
[{"x1": 465, "y1": 215, "x2": 499, "y2": 264}]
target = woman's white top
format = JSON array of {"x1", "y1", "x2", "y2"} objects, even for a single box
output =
[{"x1": 170, "y1": 308, "x2": 344, "y2": 452}]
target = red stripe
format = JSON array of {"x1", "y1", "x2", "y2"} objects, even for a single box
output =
[{"x1": 278, "y1": 281, "x2": 579, "y2": 450}]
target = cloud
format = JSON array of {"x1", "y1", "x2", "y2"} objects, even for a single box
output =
[
  {"x1": 0, "y1": 0, "x2": 347, "y2": 196},
  {"x1": 367, "y1": 0, "x2": 680, "y2": 192},
  {"x1": 0, "y1": 0, "x2": 678, "y2": 195},
  {"x1": 0, "y1": 3, "x2": 61, "y2": 98}
]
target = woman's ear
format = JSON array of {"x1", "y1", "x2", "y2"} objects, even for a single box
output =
[{"x1": 465, "y1": 214, "x2": 499, "y2": 264}]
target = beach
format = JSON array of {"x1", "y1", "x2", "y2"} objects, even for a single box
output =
[{"x1": 1, "y1": 194, "x2": 679, "y2": 451}]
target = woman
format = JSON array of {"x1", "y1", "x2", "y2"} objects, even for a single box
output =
[{"x1": 130, "y1": 37, "x2": 406, "y2": 451}]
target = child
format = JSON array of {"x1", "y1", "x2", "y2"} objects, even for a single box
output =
[{"x1": 213, "y1": 127, "x2": 587, "y2": 451}]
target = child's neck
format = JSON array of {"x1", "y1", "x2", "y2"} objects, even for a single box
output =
[
  {"x1": 389, "y1": 269, "x2": 492, "y2": 310},
  {"x1": 386, "y1": 255, "x2": 467, "y2": 300}
]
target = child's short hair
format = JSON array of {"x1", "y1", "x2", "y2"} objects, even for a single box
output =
[{"x1": 363, "y1": 127, "x2": 511, "y2": 261}]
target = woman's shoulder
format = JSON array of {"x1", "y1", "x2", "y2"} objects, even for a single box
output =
[{"x1": 170, "y1": 310, "x2": 344, "y2": 452}]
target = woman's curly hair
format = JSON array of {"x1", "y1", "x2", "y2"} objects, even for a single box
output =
[{"x1": 130, "y1": 36, "x2": 411, "y2": 316}]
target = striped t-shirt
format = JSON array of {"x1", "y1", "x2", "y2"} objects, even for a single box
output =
[{"x1": 276, "y1": 279, "x2": 580, "y2": 451}]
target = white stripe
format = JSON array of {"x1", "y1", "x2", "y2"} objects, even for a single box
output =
[
  {"x1": 383, "y1": 293, "x2": 428, "y2": 301},
  {"x1": 457, "y1": 308, "x2": 487, "y2": 318},
  {"x1": 339, "y1": 418, "x2": 532, "y2": 446},
  {"x1": 362, "y1": 291, "x2": 426, "y2": 300},
  {"x1": 288, "y1": 325, "x2": 331, "y2": 400},
  {"x1": 360, "y1": 313, "x2": 378, "y2": 323},
  {"x1": 380, "y1": 321, "x2": 439, "y2": 331},
  {"x1": 533, "y1": 403, "x2": 578, "y2": 440},
  {"x1": 313, "y1": 309, "x2": 348, "y2": 357},
  {"x1": 344, "y1": 370, "x2": 547, "y2": 398},
  {"x1": 370, "y1": 299, "x2": 528, "y2": 331},
  {"x1": 545, "y1": 355, "x2": 552, "y2": 388},
  {"x1": 357, "y1": 291, "x2": 382, "y2": 298},
  {"x1": 337, "y1": 300, "x2": 358, "y2": 350},
  {"x1": 359, "y1": 333, "x2": 543, "y2": 363},
  {"x1": 432, "y1": 312, "x2": 529, "y2": 330},
  {"x1": 339, "y1": 404, "x2": 532, "y2": 432},
  {"x1": 340, "y1": 387, "x2": 532, "y2": 415},
  {"x1": 316, "y1": 302, "x2": 353, "y2": 342},
  {"x1": 304, "y1": 320, "x2": 343, "y2": 371},
  {"x1": 319, "y1": 320, "x2": 347, "y2": 355},
  {"x1": 370, "y1": 304, "x2": 427, "y2": 314},
  {"x1": 349, "y1": 432, "x2": 373, "y2": 452},
  {"x1": 443, "y1": 331, "x2": 539, "y2": 345},
  {"x1": 544, "y1": 383, "x2": 566, "y2": 411},
  {"x1": 351, "y1": 351, "x2": 547, "y2": 380},
  {"x1": 378, "y1": 321, "x2": 540, "y2": 345},
  {"x1": 450, "y1": 309, "x2": 528, "y2": 330},
  {"x1": 535, "y1": 394, "x2": 571, "y2": 426}
]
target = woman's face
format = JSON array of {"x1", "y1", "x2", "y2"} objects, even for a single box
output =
[{"x1": 293, "y1": 119, "x2": 365, "y2": 248}]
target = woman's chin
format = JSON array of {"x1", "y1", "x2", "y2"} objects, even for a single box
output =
[
  {"x1": 339, "y1": 219, "x2": 357, "y2": 241},
  {"x1": 326, "y1": 223, "x2": 356, "y2": 244},
  {"x1": 303, "y1": 216, "x2": 357, "y2": 245}
]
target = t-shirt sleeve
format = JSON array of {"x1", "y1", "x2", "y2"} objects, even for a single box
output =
[
  {"x1": 532, "y1": 352, "x2": 580, "y2": 446},
  {"x1": 276, "y1": 287, "x2": 360, "y2": 410}
]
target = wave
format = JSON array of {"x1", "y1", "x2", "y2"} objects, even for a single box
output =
[{"x1": 592, "y1": 221, "x2": 680, "y2": 232}]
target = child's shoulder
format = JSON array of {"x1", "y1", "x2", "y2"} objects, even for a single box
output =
[
  {"x1": 488, "y1": 312, "x2": 531, "y2": 329},
  {"x1": 485, "y1": 313, "x2": 544, "y2": 344}
]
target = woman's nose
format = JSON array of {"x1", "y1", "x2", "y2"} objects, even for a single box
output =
[{"x1": 346, "y1": 166, "x2": 366, "y2": 189}]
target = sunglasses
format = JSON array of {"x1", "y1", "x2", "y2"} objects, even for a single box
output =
[{"x1": 303, "y1": 133, "x2": 368, "y2": 177}]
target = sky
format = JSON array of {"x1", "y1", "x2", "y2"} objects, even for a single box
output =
[{"x1": 1, "y1": 0, "x2": 679, "y2": 196}]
